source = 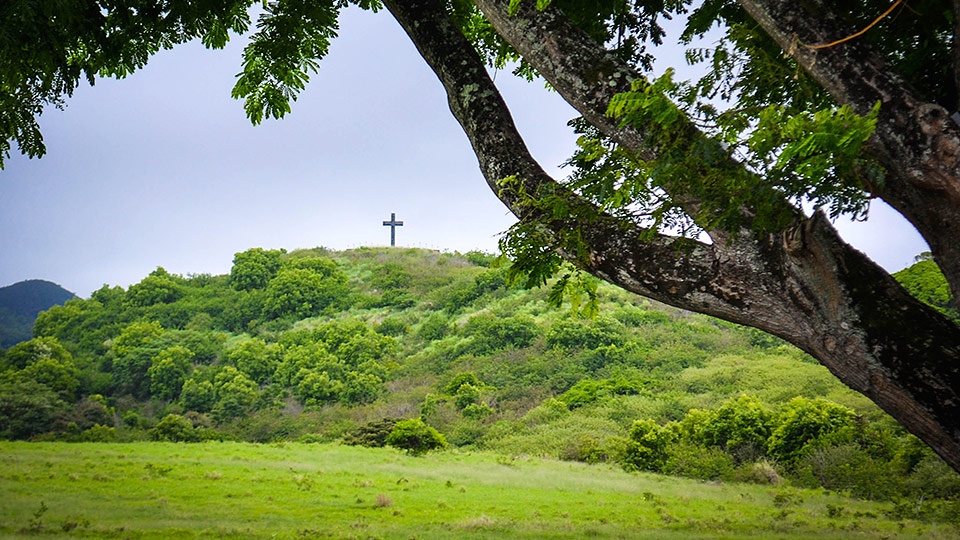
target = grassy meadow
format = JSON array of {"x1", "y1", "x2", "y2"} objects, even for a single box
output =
[{"x1": 1, "y1": 441, "x2": 957, "y2": 539}]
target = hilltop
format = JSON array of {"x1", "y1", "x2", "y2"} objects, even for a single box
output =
[
  {"x1": 0, "y1": 279, "x2": 75, "y2": 348},
  {"x1": 0, "y1": 246, "x2": 958, "y2": 524}
]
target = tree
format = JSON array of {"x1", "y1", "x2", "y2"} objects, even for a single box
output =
[
  {"x1": 110, "y1": 321, "x2": 165, "y2": 398},
  {"x1": 229, "y1": 248, "x2": 286, "y2": 291},
  {"x1": 385, "y1": 418, "x2": 448, "y2": 455},
  {"x1": 5, "y1": 0, "x2": 960, "y2": 472},
  {"x1": 0, "y1": 377, "x2": 66, "y2": 439},
  {"x1": 125, "y1": 267, "x2": 185, "y2": 307},
  {"x1": 150, "y1": 413, "x2": 200, "y2": 442},
  {"x1": 262, "y1": 267, "x2": 347, "y2": 319},
  {"x1": 147, "y1": 345, "x2": 195, "y2": 400},
  {"x1": 225, "y1": 337, "x2": 277, "y2": 384},
  {"x1": 767, "y1": 397, "x2": 857, "y2": 466},
  {"x1": 624, "y1": 419, "x2": 673, "y2": 472},
  {"x1": 212, "y1": 366, "x2": 259, "y2": 423}
]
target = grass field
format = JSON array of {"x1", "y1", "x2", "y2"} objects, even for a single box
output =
[{"x1": 0, "y1": 441, "x2": 957, "y2": 539}]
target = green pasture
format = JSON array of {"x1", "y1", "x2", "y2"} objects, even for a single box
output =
[{"x1": 0, "y1": 442, "x2": 956, "y2": 539}]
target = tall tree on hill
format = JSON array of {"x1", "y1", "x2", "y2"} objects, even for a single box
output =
[{"x1": 3, "y1": 0, "x2": 960, "y2": 472}]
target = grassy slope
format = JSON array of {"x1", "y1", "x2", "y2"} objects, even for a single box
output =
[{"x1": 1, "y1": 441, "x2": 956, "y2": 540}]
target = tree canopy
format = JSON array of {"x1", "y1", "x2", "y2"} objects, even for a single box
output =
[{"x1": 3, "y1": 0, "x2": 960, "y2": 473}]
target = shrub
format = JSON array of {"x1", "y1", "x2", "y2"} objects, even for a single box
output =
[
  {"x1": 230, "y1": 248, "x2": 285, "y2": 291},
  {"x1": 226, "y1": 338, "x2": 277, "y2": 384},
  {"x1": 445, "y1": 372, "x2": 481, "y2": 395},
  {"x1": 180, "y1": 379, "x2": 216, "y2": 413},
  {"x1": 342, "y1": 418, "x2": 399, "y2": 447},
  {"x1": 560, "y1": 434, "x2": 609, "y2": 464},
  {"x1": 79, "y1": 424, "x2": 118, "y2": 442},
  {"x1": 416, "y1": 314, "x2": 449, "y2": 341},
  {"x1": 262, "y1": 268, "x2": 346, "y2": 319},
  {"x1": 546, "y1": 317, "x2": 624, "y2": 350},
  {"x1": 150, "y1": 414, "x2": 199, "y2": 442},
  {"x1": 385, "y1": 418, "x2": 448, "y2": 455},
  {"x1": 623, "y1": 419, "x2": 672, "y2": 472},
  {"x1": 454, "y1": 384, "x2": 482, "y2": 410},
  {"x1": 681, "y1": 395, "x2": 774, "y2": 459},
  {"x1": 0, "y1": 377, "x2": 66, "y2": 439},
  {"x1": 663, "y1": 442, "x2": 735, "y2": 481},
  {"x1": 371, "y1": 262, "x2": 412, "y2": 290},
  {"x1": 460, "y1": 313, "x2": 539, "y2": 355},
  {"x1": 375, "y1": 317, "x2": 409, "y2": 337},
  {"x1": 797, "y1": 443, "x2": 900, "y2": 499},
  {"x1": 767, "y1": 397, "x2": 856, "y2": 466},
  {"x1": 148, "y1": 345, "x2": 194, "y2": 400},
  {"x1": 734, "y1": 460, "x2": 784, "y2": 485}
]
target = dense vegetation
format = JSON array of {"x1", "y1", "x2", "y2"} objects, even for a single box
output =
[{"x1": 1, "y1": 247, "x2": 958, "y2": 526}]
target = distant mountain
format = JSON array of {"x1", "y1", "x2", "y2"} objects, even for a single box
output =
[{"x1": 0, "y1": 279, "x2": 76, "y2": 348}]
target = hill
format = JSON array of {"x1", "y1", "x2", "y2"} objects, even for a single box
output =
[
  {"x1": 0, "y1": 247, "x2": 958, "y2": 526},
  {"x1": 0, "y1": 279, "x2": 75, "y2": 348}
]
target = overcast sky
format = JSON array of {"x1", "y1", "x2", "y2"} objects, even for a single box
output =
[{"x1": 0, "y1": 7, "x2": 927, "y2": 298}]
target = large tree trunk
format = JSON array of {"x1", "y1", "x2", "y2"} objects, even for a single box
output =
[{"x1": 381, "y1": 0, "x2": 960, "y2": 473}]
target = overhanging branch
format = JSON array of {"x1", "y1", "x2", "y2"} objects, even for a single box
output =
[{"x1": 382, "y1": 0, "x2": 960, "y2": 473}]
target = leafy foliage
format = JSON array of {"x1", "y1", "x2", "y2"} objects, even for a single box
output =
[
  {"x1": 2, "y1": 247, "x2": 954, "y2": 504},
  {"x1": 385, "y1": 418, "x2": 448, "y2": 455},
  {"x1": 894, "y1": 256, "x2": 958, "y2": 320},
  {"x1": 0, "y1": 0, "x2": 254, "y2": 166}
]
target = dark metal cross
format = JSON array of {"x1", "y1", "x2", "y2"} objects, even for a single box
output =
[{"x1": 382, "y1": 212, "x2": 404, "y2": 246}]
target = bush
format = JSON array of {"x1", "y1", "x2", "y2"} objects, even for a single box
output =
[
  {"x1": 546, "y1": 317, "x2": 624, "y2": 350},
  {"x1": 375, "y1": 317, "x2": 409, "y2": 337},
  {"x1": 461, "y1": 402, "x2": 494, "y2": 420},
  {"x1": 797, "y1": 443, "x2": 900, "y2": 499},
  {"x1": 460, "y1": 313, "x2": 539, "y2": 355},
  {"x1": 623, "y1": 419, "x2": 672, "y2": 472},
  {"x1": 560, "y1": 434, "x2": 609, "y2": 464},
  {"x1": 767, "y1": 397, "x2": 856, "y2": 466},
  {"x1": 385, "y1": 418, "x2": 448, "y2": 455},
  {"x1": 150, "y1": 414, "x2": 199, "y2": 442},
  {"x1": 79, "y1": 424, "x2": 118, "y2": 442},
  {"x1": 663, "y1": 443, "x2": 735, "y2": 481},
  {"x1": 343, "y1": 418, "x2": 399, "y2": 447},
  {"x1": 0, "y1": 377, "x2": 66, "y2": 439},
  {"x1": 262, "y1": 268, "x2": 347, "y2": 319},
  {"x1": 416, "y1": 314, "x2": 449, "y2": 341},
  {"x1": 734, "y1": 460, "x2": 784, "y2": 485},
  {"x1": 681, "y1": 395, "x2": 774, "y2": 458}
]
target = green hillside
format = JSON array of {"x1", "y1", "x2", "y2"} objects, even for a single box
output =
[
  {"x1": 1, "y1": 247, "x2": 958, "y2": 526},
  {"x1": 0, "y1": 279, "x2": 75, "y2": 348}
]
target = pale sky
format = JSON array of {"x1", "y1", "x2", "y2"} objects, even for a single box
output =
[{"x1": 0, "y1": 7, "x2": 927, "y2": 298}]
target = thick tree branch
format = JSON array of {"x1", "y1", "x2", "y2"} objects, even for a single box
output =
[
  {"x1": 954, "y1": 0, "x2": 960, "y2": 111},
  {"x1": 379, "y1": 0, "x2": 737, "y2": 312},
  {"x1": 383, "y1": 0, "x2": 960, "y2": 472},
  {"x1": 735, "y1": 0, "x2": 960, "y2": 302}
]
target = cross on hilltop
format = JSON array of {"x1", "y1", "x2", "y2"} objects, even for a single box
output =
[{"x1": 382, "y1": 213, "x2": 403, "y2": 246}]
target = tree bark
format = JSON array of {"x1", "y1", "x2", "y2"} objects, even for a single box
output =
[
  {"x1": 735, "y1": 0, "x2": 960, "y2": 304},
  {"x1": 381, "y1": 0, "x2": 960, "y2": 473}
]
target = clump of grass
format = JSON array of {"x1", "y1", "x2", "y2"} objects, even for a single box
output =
[
  {"x1": 773, "y1": 490, "x2": 804, "y2": 507},
  {"x1": 290, "y1": 471, "x2": 313, "y2": 491},
  {"x1": 458, "y1": 515, "x2": 496, "y2": 531},
  {"x1": 144, "y1": 463, "x2": 172, "y2": 477},
  {"x1": 21, "y1": 501, "x2": 47, "y2": 533},
  {"x1": 204, "y1": 471, "x2": 222, "y2": 480}
]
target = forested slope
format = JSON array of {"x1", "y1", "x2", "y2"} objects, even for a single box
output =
[
  {"x1": 0, "y1": 279, "x2": 75, "y2": 348},
  {"x1": 1, "y1": 246, "x2": 957, "y2": 522}
]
